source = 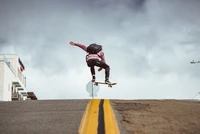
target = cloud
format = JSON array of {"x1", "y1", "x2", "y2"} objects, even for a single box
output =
[{"x1": 0, "y1": 0, "x2": 200, "y2": 99}]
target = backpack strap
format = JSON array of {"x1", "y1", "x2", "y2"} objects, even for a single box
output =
[{"x1": 85, "y1": 53, "x2": 102, "y2": 62}]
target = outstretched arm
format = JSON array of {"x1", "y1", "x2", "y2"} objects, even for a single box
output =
[{"x1": 70, "y1": 41, "x2": 87, "y2": 52}]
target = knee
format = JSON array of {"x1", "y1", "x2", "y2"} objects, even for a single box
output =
[{"x1": 106, "y1": 66, "x2": 110, "y2": 70}]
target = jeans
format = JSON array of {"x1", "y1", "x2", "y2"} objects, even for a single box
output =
[{"x1": 87, "y1": 59, "x2": 110, "y2": 79}]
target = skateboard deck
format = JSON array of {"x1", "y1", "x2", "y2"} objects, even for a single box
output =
[{"x1": 94, "y1": 81, "x2": 117, "y2": 88}]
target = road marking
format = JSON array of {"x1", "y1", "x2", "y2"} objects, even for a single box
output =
[
  {"x1": 104, "y1": 99, "x2": 120, "y2": 134},
  {"x1": 78, "y1": 99, "x2": 100, "y2": 134},
  {"x1": 79, "y1": 99, "x2": 120, "y2": 134}
]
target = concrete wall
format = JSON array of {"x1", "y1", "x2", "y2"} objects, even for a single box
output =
[
  {"x1": 0, "y1": 62, "x2": 4, "y2": 100},
  {"x1": 0, "y1": 54, "x2": 28, "y2": 101},
  {"x1": 5, "y1": 55, "x2": 26, "y2": 88},
  {"x1": 3, "y1": 62, "x2": 16, "y2": 101},
  {"x1": 3, "y1": 54, "x2": 17, "y2": 75}
]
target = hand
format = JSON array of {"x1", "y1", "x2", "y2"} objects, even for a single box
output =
[
  {"x1": 98, "y1": 67, "x2": 102, "y2": 72},
  {"x1": 70, "y1": 41, "x2": 76, "y2": 46}
]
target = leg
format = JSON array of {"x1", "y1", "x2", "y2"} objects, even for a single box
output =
[
  {"x1": 94, "y1": 59, "x2": 110, "y2": 82},
  {"x1": 90, "y1": 66, "x2": 95, "y2": 82},
  {"x1": 87, "y1": 59, "x2": 96, "y2": 82}
]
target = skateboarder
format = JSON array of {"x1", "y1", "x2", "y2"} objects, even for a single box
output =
[{"x1": 69, "y1": 41, "x2": 111, "y2": 84}]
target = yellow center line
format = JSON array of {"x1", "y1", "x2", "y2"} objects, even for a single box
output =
[
  {"x1": 104, "y1": 99, "x2": 120, "y2": 134},
  {"x1": 78, "y1": 99, "x2": 100, "y2": 134},
  {"x1": 78, "y1": 99, "x2": 120, "y2": 134}
]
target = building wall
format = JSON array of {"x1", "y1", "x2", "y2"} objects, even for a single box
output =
[
  {"x1": 6, "y1": 55, "x2": 26, "y2": 88},
  {"x1": 0, "y1": 62, "x2": 4, "y2": 100},
  {"x1": 3, "y1": 62, "x2": 16, "y2": 101},
  {"x1": 0, "y1": 54, "x2": 29, "y2": 101}
]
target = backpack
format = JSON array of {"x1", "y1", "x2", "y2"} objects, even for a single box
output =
[{"x1": 86, "y1": 43, "x2": 102, "y2": 54}]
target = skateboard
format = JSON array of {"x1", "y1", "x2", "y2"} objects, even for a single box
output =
[{"x1": 93, "y1": 81, "x2": 117, "y2": 88}]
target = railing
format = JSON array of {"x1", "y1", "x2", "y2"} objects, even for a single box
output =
[{"x1": 0, "y1": 54, "x2": 16, "y2": 76}]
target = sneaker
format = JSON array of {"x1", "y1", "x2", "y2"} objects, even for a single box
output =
[{"x1": 105, "y1": 79, "x2": 111, "y2": 84}]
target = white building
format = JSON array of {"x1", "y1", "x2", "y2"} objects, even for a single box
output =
[{"x1": 0, "y1": 54, "x2": 29, "y2": 101}]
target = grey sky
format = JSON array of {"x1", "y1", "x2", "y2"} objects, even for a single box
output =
[{"x1": 0, "y1": 0, "x2": 200, "y2": 100}]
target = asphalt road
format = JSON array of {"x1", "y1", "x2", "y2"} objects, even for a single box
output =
[{"x1": 0, "y1": 100, "x2": 89, "y2": 134}]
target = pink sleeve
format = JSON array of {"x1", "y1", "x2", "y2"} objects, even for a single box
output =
[
  {"x1": 97, "y1": 51, "x2": 106, "y2": 63},
  {"x1": 75, "y1": 43, "x2": 87, "y2": 52}
]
